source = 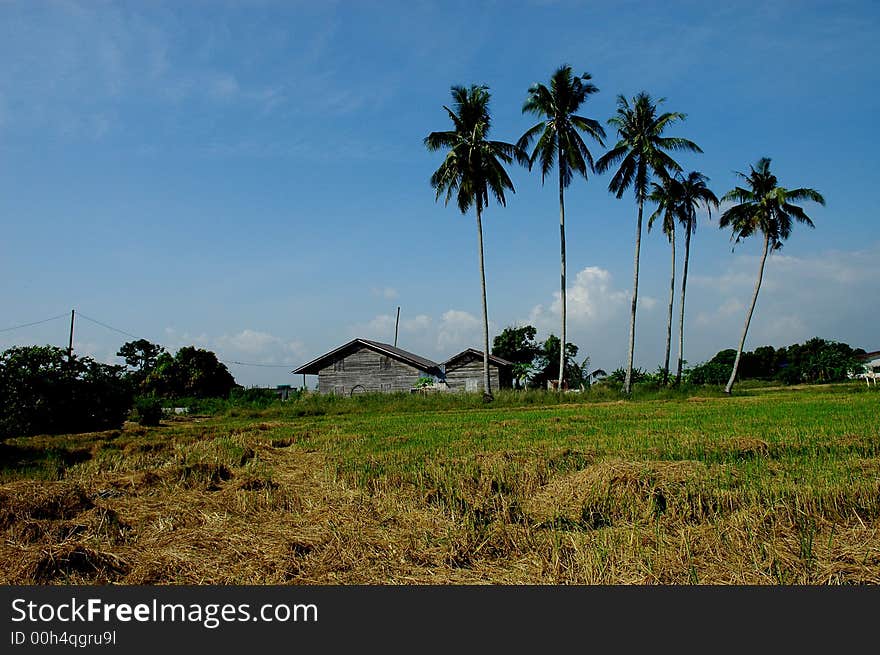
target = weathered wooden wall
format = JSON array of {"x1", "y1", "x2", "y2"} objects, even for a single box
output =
[
  {"x1": 317, "y1": 345, "x2": 429, "y2": 395},
  {"x1": 445, "y1": 357, "x2": 502, "y2": 392}
]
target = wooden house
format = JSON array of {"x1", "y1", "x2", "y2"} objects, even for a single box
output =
[
  {"x1": 292, "y1": 338, "x2": 443, "y2": 396},
  {"x1": 443, "y1": 349, "x2": 513, "y2": 392}
]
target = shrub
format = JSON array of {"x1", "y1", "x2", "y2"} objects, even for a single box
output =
[
  {"x1": 687, "y1": 362, "x2": 730, "y2": 386},
  {"x1": 605, "y1": 367, "x2": 648, "y2": 387},
  {"x1": 0, "y1": 346, "x2": 132, "y2": 440},
  {"x1": 134, "y1": 396, "x2": 163, "y2": 426}
]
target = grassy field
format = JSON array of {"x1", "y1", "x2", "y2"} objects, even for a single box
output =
[{"x1": 1, "y1": 383, "x2": 878, "y2": 584}]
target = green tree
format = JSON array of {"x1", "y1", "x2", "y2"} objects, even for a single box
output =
[
  {"x1": 117, "y1": 339, "x2": 166, "y2": 387},
  {"x1": 517, "y1": 65, "x2": 605, "y2": 391},
  {"x1": 0, "y1": 345, "x2": 131, "y2": 439},
  {"x1": 145, "y1": 346, "x2": 237, "y2": 399},
  {"x1": 492, "y1": 324, "x2": 539, "y2": 364},
  {"x1": 492, "y1": 325, "x2": 540, "y2": 388},
  {"x1": 425, "y1": 85, "x2": 526, "y2": 401},
  {"x1": 672, "y1": 172, "x2": 718, "y2": 385},
  {"x1": 647, "y1": 175, "x2": 679, "y2": 386},
  {"x1": 718, "y1": 158, "x2": 825, "y2": 393},
  {"x1": 531, "y1": 334, "x2": 581, "y2": 389},
  {"x1": 596, "y1": 93, "x2": 701, "y2": 394}
]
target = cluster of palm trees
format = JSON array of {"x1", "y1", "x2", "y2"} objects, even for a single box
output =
[{"x1": 425, "y1": 65, "x2": 824, "y2": 400}]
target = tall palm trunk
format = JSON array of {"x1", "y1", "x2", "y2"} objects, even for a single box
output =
[
  {"x1": 662, "y1": 224, "x2": 675, "y2": 385},
  {"x1": 476, "y1": 203, "x2": 492, "y2": 401},
  {"x1": 557, "y1": 144, "x2": 566, "y2": 392},
  {"x1": 624, "y1": 198, "x2": 643, "y2": 394},
  {"x1": 675, "y1": 226, "x2": 692, "y2": 386},
  {"x1": 725, "y1": 232, "x2": 770, "y2": 394}
]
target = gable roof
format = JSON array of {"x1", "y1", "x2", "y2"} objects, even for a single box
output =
[
  {"x1": 443, "y1": 348, "x2": 514, "y2": 369},
  {"x1": 292, "y1": 338, "x2": 440, "y2": 375},
  {"x1": 860, "y1": 350, "x2": 880, "y2": 361}
]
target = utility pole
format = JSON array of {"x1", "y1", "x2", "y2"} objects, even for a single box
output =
[
  {"x1": 393, "y1": 306, "x2": 401, "y2": 347},
  {"x1": 67, "y1": 309, "x2": 75, "y2": 360}
]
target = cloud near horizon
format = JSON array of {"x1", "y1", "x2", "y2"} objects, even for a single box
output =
[
  {"x1": 162, "y1": 327, "x2": 306, "y2": 368},
  {"x1": 687, "y1": 246, "x2": 879, "y2": 355},
  {"x1": 516, "y1": 245, "x2": 879, "y2": 373}
]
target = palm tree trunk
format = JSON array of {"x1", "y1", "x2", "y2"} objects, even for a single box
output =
[
  {"x1": 663, "y1": 225, "x2": 675, "y2": 386},
  {"x1": 675, "y1": 226, "x2": 691, "y2": 386},
  {"x1": 725, "y1": 232, "x2": 770, "y2": 394},
  {"x1": 557, "y1": 156, "x2": 566, "y2": 392},
  {"x1": 624, "y1": 198, "x2": 643, "y2": 395},
  {"x1": 476, "y1": 203, "x2": 493, "y2": 401}
]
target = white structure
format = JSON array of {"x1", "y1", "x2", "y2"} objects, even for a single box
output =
[{"x1": 856, "y1": 351, "x2": 880, "y2": 386}]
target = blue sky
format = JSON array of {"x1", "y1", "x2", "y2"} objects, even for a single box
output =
[{"x1": 1, "y1": 0, "x2": 878, "y2": 387}]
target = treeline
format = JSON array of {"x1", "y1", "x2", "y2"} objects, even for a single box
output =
[
  {"x1": 491, "y1": 325, "x2": 865, "y2": 391},
  {"x1": 0, "y1": 340, "x2": 249, "y2": 440},
  {"x1": 688, "y1": 338, "x2": 865, "y2": 386}
]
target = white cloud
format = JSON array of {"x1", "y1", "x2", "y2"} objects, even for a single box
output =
[
  {"x1": 437, "y1": 310, "x2": 483, "y2": 352},
  {"x1": 528, "y1": 266, "x2": 656, "y2": 333},
  {"x1": 403, "y1": 314, "x2": 432, "y2": 331},
  {"x1": 208, "y1": 72, "x2": 240, "y2": 99},
  {"x1": 371, "y1": 286, "x2": 399, "y2": 300},
  {"x1": 682, "y1": 244, "x2": 880, "y2": 359},
  {"x1": 162, "y1": 327, "x2": 305, "y2": 366},
  {"x1": 347, "y1": 309, "x2": 490, "y2": 360}
]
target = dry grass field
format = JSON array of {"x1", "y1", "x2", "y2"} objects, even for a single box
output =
[{"x1": 1, "y1": 384, "x2": 878, "y2": 584}]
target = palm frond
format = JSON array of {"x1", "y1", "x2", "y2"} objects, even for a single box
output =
[
  {"x1": 785, "y1": 187, "x2": 826, "y2": 205},
  {"x1": 425, "y1": 84, "x2": 517, "y2": 216}
]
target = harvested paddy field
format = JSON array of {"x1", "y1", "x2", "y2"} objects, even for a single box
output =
[{"x1": 1, "y1": 385, "x2": 878, "y2": 584}]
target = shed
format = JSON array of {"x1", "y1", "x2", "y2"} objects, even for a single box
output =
[
  {"x1": 292, "y1": 338, "x2": 442, "y2": 396},
  {"x1": 443, "y1": 349, "x2": 513, "y2": 392}
]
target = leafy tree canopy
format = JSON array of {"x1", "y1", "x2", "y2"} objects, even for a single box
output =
[
  {"x1": 703, "y1": 338, "x2": 864, "y2": 385},
  {"x1": 117, "y1": 339, "x2": 166, "y2": 374},
  {"x1": 0, "y1": 345, "x2": 132, "y2": 440},
  {"x1": 145, "y1": 346, "x2": 237, "y2": 400},
  {"x1": 492, "y1": 325, "x2": 540, "y2": 365}
]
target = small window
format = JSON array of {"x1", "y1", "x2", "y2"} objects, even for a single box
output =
[
  {"x1": 379, "y1": 356, "x2": 391, "y2": 370},
  {"x1": 334, "y1": 358, "x2": 345, "y2": 372}
]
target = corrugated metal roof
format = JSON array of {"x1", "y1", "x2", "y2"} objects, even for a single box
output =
[
  {"x1": 292, "y1": 338, "x2": 441, "y2": 375},
  {"x1": 443, "y1": 348, "x2": 514, "y2": 368}
]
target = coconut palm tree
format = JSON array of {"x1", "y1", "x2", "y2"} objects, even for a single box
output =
[
  {"x1": 647, "y1": 175, "x2": 680, "y2": 386},
  {"x1": 516, "y1": 65, "x2": 606, "y2": 391},
  {"x1": 425, "y1": 85, "x2": 526, "y2": 401},
  {"x1": 595, "y1": 93, "x2": 702, "y2": 394},
  {"x1": 673, "y1": 171, "x2": 718, "y2": 386},
  {"x1": 719, "y1": 157, "x2": 824, "y2": 394}
]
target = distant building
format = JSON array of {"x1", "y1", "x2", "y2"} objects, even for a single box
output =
[
  {"x1": 856, "y1": 350, "x2": 880, "y2": 385},
  {"x1": 860, "y1": 351, "x2": 880, "y2": 373},
  {"x1": 443, "y1": 349, "x2": 513, "y2": 392},
  {"x1": 292, "y1": 338, "x2": 443, "y2": 396}
]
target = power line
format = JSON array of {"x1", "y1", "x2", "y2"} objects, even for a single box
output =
[
  {"x1": 222, "y1": 360, "x2": 299, "y2": 368},
  {"x1": 0, "y1": 312, "x2": 69, "y2": 333},
  {"x1": 75, "y1": 313, "x2": 300, "y2": 369},
  {"x1": 75, "y1": 312, "x2": 141, "y2": 340},
  {"x1": 6, "y1": 309, "x2": 303, "y2": 370}
]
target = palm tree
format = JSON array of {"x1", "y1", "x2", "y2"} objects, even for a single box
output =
[
  {"x1": 517, "y1": 65, "x2": 606, "y2": 391},
  {"x1": 647, "y1": 175, "x2": 679, "y2": 386},
  {"x1": 673, "y1": 171, "x2": 718, "y2": 386},
  {"x1": 595, "y1": 93, "x2": 701, "y2": 394},
  {"x1": 425, "y1": 85, "x2": 526, "y2": 401},
  {"x1": 719, "y1": 157, "x2": 825, "y2": 394}
]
